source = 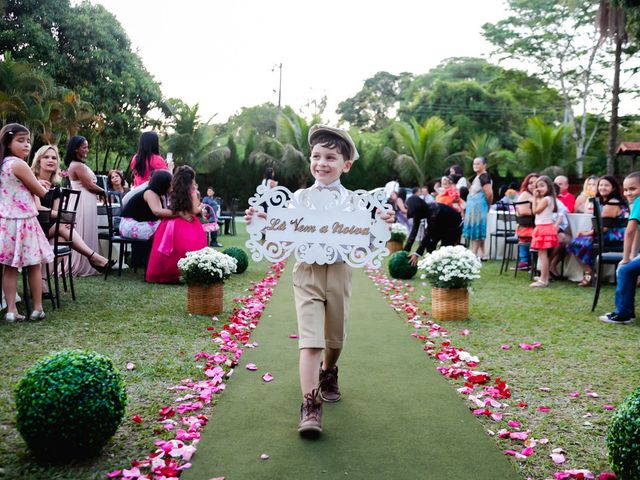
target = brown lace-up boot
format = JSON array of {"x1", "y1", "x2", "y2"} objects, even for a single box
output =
[
  {"x1": 298, "y1": 388, "x2": 323, "y2": 437},
  {"x1": 319, "y1": 365, "x2": 341, "y2": 402}
]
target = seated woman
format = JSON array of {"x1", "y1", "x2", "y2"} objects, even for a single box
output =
[
  {"x1": 119, "y1": 170, "x2": 174, "y2": 268},
  {"x1": 389, "y1": 189, "x2": 412, "y2": 231},
  {"x1": 146, "y1": 166, "x2": 207, "y2": 283},
  {"x1": 574, "y1": 175, "x2": 598, "y2": 214},
  {"x1": 31, "y1": 145, "x2": 114, "y2": 272},
  {"x1": 107, "y1": 169, "x2": 129, "y2": 202},
  {"x1": 566, "y1": 175, "x2": 627, "y2": 286}
]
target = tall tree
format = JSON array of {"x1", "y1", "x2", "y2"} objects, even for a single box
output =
[
  {"x1": 482, "y1": 0, "x2": 606, "y2": 177},
  {"x1": 598, "y1": 0, "x2": 631, "y2": 174}
]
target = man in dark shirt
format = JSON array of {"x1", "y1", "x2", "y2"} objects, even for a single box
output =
[{"x1": 404, "y1": 195, "x2": 463, "y2": 265}]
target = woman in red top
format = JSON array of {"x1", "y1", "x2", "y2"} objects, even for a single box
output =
[{"x1": 129, "y1": 131, "x2": 169, "y2": 187}]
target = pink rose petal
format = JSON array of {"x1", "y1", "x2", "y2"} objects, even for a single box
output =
[
  {"x1": 262, "y1": 372, "x2": 274, "y2": 382},
  {"x1": 586, "y1": 391, "x2": 599, "y2": 398},
  {"x1": 569, "y1": 392, "x2": 581, "y2": 398},
  {"x1": 107, "y1": 471, "x2": 122, "y2": 478},
  {"x1": 245, "y1": 363, "x2": 257, "y2": 371},
  {"x1": 288, "y1": 334, "x2": 298, "y2": 339},
  {"x1": 537, "y1": 406, "x2": 551, "y2": 413},
  {"x1": 460, "y1": 329, "x2": 470, "y2": 336},
  {"x1": 510, "y1": 431, "x2": 528, "y2": 441},
  {"x1": 508, "y1": 420, "x2": 521, "y2": 428},
  {"x1": 126, "y1": 362, "x2": 136, "y2": 371},
  {"x1": 501, "y1": 344, "x2": 511, "y2": 350},
  {"x1": 260, "y1": 453, "x2": 269, "y2": 460},
  {"x1": 603, "y1": 404, "x2": 615, "y2": 411},
  {"x1": 551, "y1": 452, "x2": 566, "y2": 464}
]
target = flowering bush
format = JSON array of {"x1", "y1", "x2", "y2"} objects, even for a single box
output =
[
  {"x1": 177, "y1": 247, "x2": 237, "y2": 285},
  {"x1": 389, "y1": 223, "x2": 409, "y2": 243},
  {"x1": 418, "y1": 245, "x2": 481, "y2": 289}
]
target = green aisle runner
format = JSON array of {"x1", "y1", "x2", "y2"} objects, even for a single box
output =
[{"x1": 184, "y1": 265, "x2": 518, "y2": 480}]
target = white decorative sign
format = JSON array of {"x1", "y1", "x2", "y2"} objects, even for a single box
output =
[{"x1": 245, "y1": 185, "x2": 392, "y2": 268}]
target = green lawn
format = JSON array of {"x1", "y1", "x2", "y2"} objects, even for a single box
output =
[
  {"x1": 0, "y1": 232, "x2": 637, "y2": 479},
  {"x1": 377, "y1": 258, "x2": 640, "y2": 479}
]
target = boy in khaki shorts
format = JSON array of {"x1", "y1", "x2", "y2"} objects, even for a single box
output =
[{"x1": 246, "y1": 125, "x2": 391, "y2": 437}]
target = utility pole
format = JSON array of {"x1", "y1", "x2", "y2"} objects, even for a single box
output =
[{"x1": 273, "y1": 63, "x2": 283, "y2": 110}]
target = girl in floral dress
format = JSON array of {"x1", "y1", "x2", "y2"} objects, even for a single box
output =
[{"x1": 0, "y1": 124, "x2": 54, "y2": 321}]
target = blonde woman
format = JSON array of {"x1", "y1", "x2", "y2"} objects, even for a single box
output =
[
  {"x1": 31, "y1": 145, "x2": 113, "y2": 272},
  {"x1": 574, "y1": 175, "x2": 598, "y2": 214}
]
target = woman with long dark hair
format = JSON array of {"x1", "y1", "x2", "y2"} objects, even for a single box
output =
[
  {"x1": 66, "y1": 135, "x2": 106, "y2": 276},
  {"x1": 566, "y1": 175, "x2": 627, "y2": 286},
  {"x1": 130, "y1": 131, "x2": 168, "y2": 187},
  {"x1": 146, "y1": 166, "x2": 207, "y2": 283}
]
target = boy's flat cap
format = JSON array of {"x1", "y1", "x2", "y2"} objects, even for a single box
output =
[{"x1": 308, "y1": 124, "x2": 359, "y2": 162}]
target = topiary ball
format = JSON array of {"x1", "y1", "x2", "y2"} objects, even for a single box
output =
[
  {"x1": 607, "y1": 387, "x2": 640, "y2": 478},
  {"x1": 15, "y1": 349, "x2": 126, "y2": 460},
  {"x1": 223, "y1": 246, "x2": 249, "y2": 274},
  {"x1": 388, "y1": 250, "x2": 418, "y2": 279}
]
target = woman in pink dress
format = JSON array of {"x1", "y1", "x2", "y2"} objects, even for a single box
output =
[
  {"x1": 65, "y1": 136, "x2": 106, "y2": 277},
  {"x1": 146, "y1": 166, "x2": 206, "y2": 283},
  {"x1": 130, "y1": 132, "x2": 169, "y2": 187}
]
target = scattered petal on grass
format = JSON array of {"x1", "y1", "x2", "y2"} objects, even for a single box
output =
[
  {"x1": 551, "y1": 453, "x2": 566, "y2": 464},
  {"x1": 519, "y1": 342, "x2": 541, "y2": 350},
  {"x1": 518, "y1": 401, "x2": 528, "y2": 408},
  {"x1": 554, "y1": 469, "x2": 595, "y2": 480},
  {"x1": 508, "y1": 420, "x2": 521, "y2": 428},
  {"x1": 208, "y1": 477, "x2": 226, "y2": 480},
  {"x1": 510, "y1": 431, "x2": 528, "y2": 441},
  {"x1": 583, "y1": 412, "x2": 592, "y2": 418},
  {"x1": 460, "y1": 329, "x2": 470, "y2": 336},
  {"x1": 262, "y1": 372, "x2": 274, "y2": 382},
  {"x1": 132, "y1": 415, "x2": 142, "y2": 424},
  {"x1": 603, "y1": 404, "x2": 615, "y2": 411},
  {"x1": 539, "y1": 387, "x2": 551, "y2": 392},
  {"x1": 211, "y1": 316, "x2": 219, "y2": 322},
  {"x1": 598, "y1": 473, "x2": 617, "y2": 480},
  {"x1": 501, "y1": 344, "x2": 511, "y2": 350},
  {"x1": 288, "y1": 334, "x2": 298, "y2": 339},
  {"x1": 537, "y1": 406, "x2": 551, "y2": 413},
  {"x1": 126, "y1": 362, "x2": 136, "y2": 370},
  {"x1": 107, "y1": 471, "x2": 122, "y2": 478},
  {"x1": 585, "y1": 391, "x2": 599, "y2": 398},
  {"x1": 260, "y1": 453, "x2": 269, "y2": 460},
  {"x1": 245, "y1": 363, "x2": 257, "y2": 371},
  {"x1": 569, "y1": 392, "x2": 581, "y2": 398}
]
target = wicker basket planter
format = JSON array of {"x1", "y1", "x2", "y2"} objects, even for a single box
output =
[
  {"x1": 187, "y1": 283, "x2": 223, "y2": 315},
  {"x1": 431, "y1": 287, "x2": 469, "y2": 321},
  {"x1": 386, "y1": 240, "x2": 404, "y2": 253}
]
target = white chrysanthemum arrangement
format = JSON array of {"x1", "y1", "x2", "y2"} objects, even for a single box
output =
[
  {"x1": 177, "y1": 247, "x2": 237, "y2": 285},
  {"x1": 389, "y1": 223, "x2": 409, "y2": 243},
  {"x1": 418, "y1": 245, "x2": 481, "y2": 289}
]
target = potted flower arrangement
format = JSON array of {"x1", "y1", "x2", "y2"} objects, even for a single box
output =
[
  {"x1": 387, "y1": 223, "x2": 409, "y2": 253},
  {"x1": 418, "y1": 245, "x2": 481, "y2": 321},
  {"x1": 177, "y1": 247, "x2": 237, "y2": 315}
]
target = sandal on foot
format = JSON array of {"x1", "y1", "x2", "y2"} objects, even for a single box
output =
[
  {"x1": 29, "y1": 310, "x2": 46, "y2": 321},
  {"x1": 89, "y1": 252, "x2": 116, "y2": 273},
  {"x1": 529, "y1": 280, "x2": 548, "y2": 288},
  {"x1": 577, "y1": 273, "x2": 592, "y2": 287},
  {"x1": 5, "y1": 312, "x2": 26, "y2": 322}
]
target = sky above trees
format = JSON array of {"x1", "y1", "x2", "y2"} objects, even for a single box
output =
[{"x1": 91, "y1": 0, "x2": 511, "y2": 122}]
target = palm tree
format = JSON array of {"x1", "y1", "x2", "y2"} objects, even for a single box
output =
[
  {"x1": 387, "y1": 117, "x2": 456, "y2": 186},
  {"x1": 164, "y1": 99, "x2": 229, "y2": 173},
  {"x1": 517, "y1": 117, "x2": 570, "y2": 172},
  {"x1": 597, "y1": 0, "x2": 629, "y2": 174},
  {"x1": 248, "y1": 109, "x2": 320, "y2": 188}
]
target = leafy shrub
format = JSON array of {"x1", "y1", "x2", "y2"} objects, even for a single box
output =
[
  {"x1": 223, "y1": 246, "x2": 249, "y2": 274},
  {"x1": 607, "y1": 387, "x2": 640, "y2": 479},
  {"x1": 388, "y1": 251, "x2": 418, "y2": 279},
  {"x1": 15, "y1": 349, "x2": 126, "y2": 460}
]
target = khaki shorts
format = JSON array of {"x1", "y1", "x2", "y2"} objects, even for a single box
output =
[{"x1": 292, "y1": 261, "x2": 352, "y2": 349}]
